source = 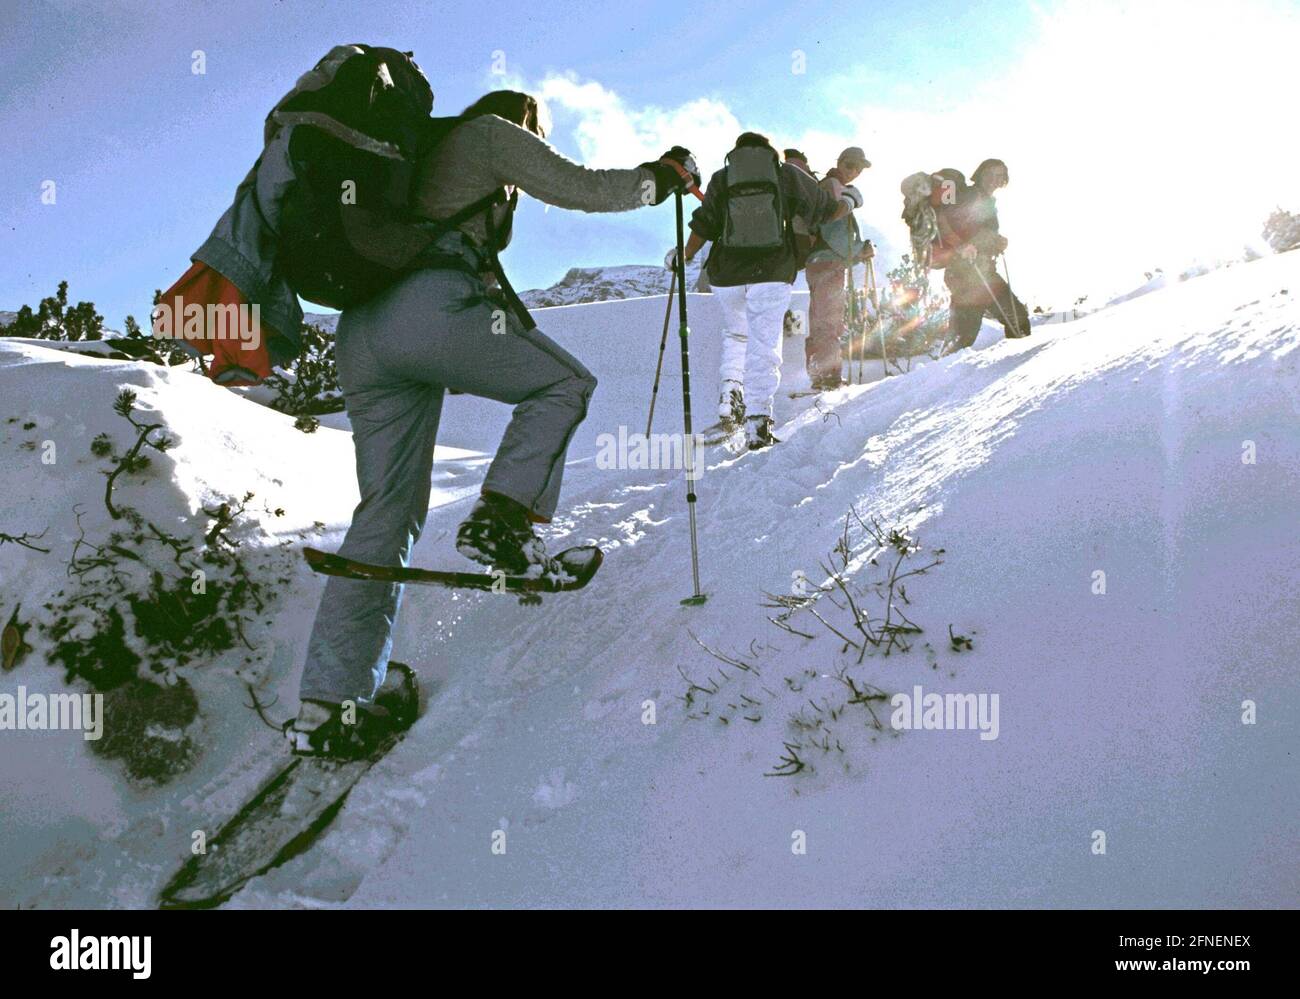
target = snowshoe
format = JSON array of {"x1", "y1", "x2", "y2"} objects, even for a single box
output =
[
  {"x1": 286, "y1": 662, "x2": 418, "y2": 761},
  {"x1": 163, "y1": 663, "x2": 422, "y2": 908},
  {"x1": 744, "y1": 415, "x2": 778, "y2": 451},
  {"x1": 699, "y1": 420, "x2": 743, "y2": 446},
  {"x1": 455, "y1": 492, "x2": 552, "y2": 576}
]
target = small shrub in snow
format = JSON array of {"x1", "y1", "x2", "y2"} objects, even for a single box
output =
[
  {"x1": 880, "y1": 255, "x2": 951, "y2": 370},
  {"x1": 681, "y1": 509, "x2": 949, "y2": 778},
  {"x1": 266, "y1": 322, "x2": 343, "y2": 418},
  {"x1": 35, "y1": 391, "x2": 292, "y2": 782},
  {"x1": 93, "y1": 389, "x2": 176, "y2": 520},
  {"x1": 1262, "y1": 208, "x2": 1300, "y2": 254},
  {"x1": 3, "y1": 280, "x2": 104, "y2": 341},
  {"x1": 119, "y1": 303, "x2": 195, "y2": 368}
]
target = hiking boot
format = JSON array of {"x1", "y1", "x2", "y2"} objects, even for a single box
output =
[
  {"x1": 718, "y1": 380, "x2": 745, "y2": 426},
  {"x1": 744, "y1": 415, "x2": 778, "y2": 451},
  {"x1": 287, "y1": 663, "x2": 418, "y2": 760},
  {"x1": 811, "y1": 373, "x2": 843, "y2": 391},
  {"x1": 456, "y1": 492, "x2": 552, "y2": 576}
]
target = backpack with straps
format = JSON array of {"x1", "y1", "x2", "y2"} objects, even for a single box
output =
[
  {"x1": 900, "y1": 168, "x2": 970, "y2": 271},
  {"x1": 272, "y1": 45, "x2": 501, "y2": 310},
  {"x1": 718, "y1": 144, "x2": 788, "y2": 252}
]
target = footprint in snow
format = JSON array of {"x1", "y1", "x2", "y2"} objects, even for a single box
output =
[{"x1": 531, "y1": 769, "x2": 578, "y2": 810}]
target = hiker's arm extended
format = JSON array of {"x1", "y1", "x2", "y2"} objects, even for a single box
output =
[
  {"x1": 799, "y1": 169, "x2": 851, "y2": 226},
  {"x1": 682, "y1": 230, "x2": 707, "y2": 261},
  {"x1": 483, "y1": 115, "x2": 661, "y2": 212},
  {"x1": 687, "y1": 172, "x2": 723, "y2": 246}
]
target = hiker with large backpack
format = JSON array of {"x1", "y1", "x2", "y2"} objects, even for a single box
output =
[
  {"x1": 665, "y1": 132, "x2": 857, "y2": 450},
  {"x1": 784, "y1": 148, "x2": 818, "y2": 273},
  {"x1": 218, "y1": 50, "x2": 701, "y2": 756},
  {"x1": 935, "y1": 159, "x2": 1031, "y2": 353},
  {"x1": 803, "y1": 147, "x2": 872, "y2": 390}
]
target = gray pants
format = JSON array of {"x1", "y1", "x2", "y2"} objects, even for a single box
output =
[{"x1": 298, "y1": 268, "x2": 596, "y2": 705}]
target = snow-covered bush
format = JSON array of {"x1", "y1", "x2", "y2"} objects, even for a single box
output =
[
  {"x1": 881, "y1": 255, "x2": 951, "y2": 367},
  {"x1": 36, "y1": 389, "x2": 295, "y2": 782},
  {"x1": 1263, "y1": 208, "x2": 1300, "y2": 254}
]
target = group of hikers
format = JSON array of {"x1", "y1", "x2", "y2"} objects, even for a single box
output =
[
  {"x1": 901, "y1": 161, "x2": 1032, "y2": 353},
  {"x1": 170, "y1": 46, "x2": 1029, "y2": 755},
  {"x1": 669, "y1": 139, "x2": 1032, "y2": 451}
]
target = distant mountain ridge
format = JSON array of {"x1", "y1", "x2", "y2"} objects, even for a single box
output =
[
  {"x1": 518, "y1": 261, "x2": 709, "y2": 308},
  {"x1": 297, "y1": 261, "x2": 708, "y2": 330}
]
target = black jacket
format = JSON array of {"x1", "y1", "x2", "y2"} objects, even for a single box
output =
[
  {"x1": 690, "y1": 161, "x2": 841, "y2": 287},
  {"x1": 941, "y1": 187, "x2": 1005, "y2": 305}
]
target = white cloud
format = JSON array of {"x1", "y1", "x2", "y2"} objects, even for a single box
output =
[
  {"x1": 837, "y1": 0, "x2": 1300, "y2": 303},
  {"x1": 536, "y1": 71, "x2": 743, "y2": 172},
  {"x1": 502, "y1": 0, "x2": 1300, "y2": 304}
]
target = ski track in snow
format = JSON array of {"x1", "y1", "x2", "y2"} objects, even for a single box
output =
[{"x1": 2, "y1": 262, "x2": 1298, "y2": 908}]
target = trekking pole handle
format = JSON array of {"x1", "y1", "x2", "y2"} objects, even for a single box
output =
[{"x1": 662, "y1": 158, "x2": 705, "y2": 202}]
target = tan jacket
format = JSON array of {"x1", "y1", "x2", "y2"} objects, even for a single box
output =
[{"x1": 414, "y1": 114, "x2": 654, "y2": 250}]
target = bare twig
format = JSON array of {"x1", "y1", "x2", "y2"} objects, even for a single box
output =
[
  {"x1": 0, "y1": 528, "x2": 50, "y2": 553},
  {"x1": 688, "y1": 629, "x2": 758, "y2": 673},
  {"x1": 243, "y1": 683, "x2": 286, "y2": 730}
]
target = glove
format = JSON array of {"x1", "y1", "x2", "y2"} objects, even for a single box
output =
[
  {"x1": 641, "y1": 148, "x2": 700, "y2": 206},
  {"x1": 664, "y1": 247, "x2": 679, "y2": 271},
  {"x1": 840, "y1": 184, "x2": 863, "y2": 210},
  {"x1": 660, "y1": 146, "x2": 700, "y2": 189},
  {"x1": 858, "y1": 239, "x2": 875, "y2": 260},
  {"x1": 994, "y1": 235, "x2": 1009, "y2": 254}
]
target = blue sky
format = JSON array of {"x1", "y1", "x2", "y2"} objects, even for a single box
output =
[
  {"x1": 0, "y1": 0, "x2": 1037, "y2": 324},
  {"x1": 3, "y1": 0, "x2": 1298, "y2": 325}
]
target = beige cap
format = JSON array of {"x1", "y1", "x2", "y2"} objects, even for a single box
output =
[{"x1": 838, "y1": 146, "x2": 871, "y2": 169}]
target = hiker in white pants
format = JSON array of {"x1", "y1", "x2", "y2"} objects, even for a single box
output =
[
  {"x1": 713, "y1": 281, "x2": 792, "y2": 420},
  {"x1": 667, "y1": 131, "x2": 859, "y2": 449}
]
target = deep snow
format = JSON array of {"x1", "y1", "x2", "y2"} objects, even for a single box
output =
[{"x1": 1, "y1": 253, "x2": 1297, "y2": 908}]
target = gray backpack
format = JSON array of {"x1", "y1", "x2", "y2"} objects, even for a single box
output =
[{"x1": 720, "y1": 145, "x2": 787, "y2": 251}]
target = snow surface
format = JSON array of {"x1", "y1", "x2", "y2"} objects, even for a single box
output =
[{"x1": 1, "y1": 254, "x2": 1297, "y2": 908}]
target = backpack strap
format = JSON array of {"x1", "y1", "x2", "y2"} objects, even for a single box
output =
[
  {"x1": 421, "y1": 188, "x2": 508, "y2": 238},
  {"x1": 413, "y1": 188, "x2": 536, "y2": 331},
  {"x1": 481, "y1": 190, "x2": 536, "y2": 331},
  {"x1": 406, "y1": 188, "x2": 506, "y2": 270}
]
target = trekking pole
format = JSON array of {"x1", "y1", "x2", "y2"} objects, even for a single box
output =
[
  {"x1": 644, "y1": 268, "x2": 677, "y2": 438},
  {"x1": 845, "y1": 259, "x2": 858, "y2": 384},
  {"x1": 673, "y1": 189, "x2": 706, "y2": 606},
  {"x1": 999, "y1": 253, "x2": 1026, "y2": 337},
  {"x1": 965, "y1": 256, "x2": 1018, "y2": 334},
  {"x1": 867, "y1": 254, "x2": 886, "y2": 377}
]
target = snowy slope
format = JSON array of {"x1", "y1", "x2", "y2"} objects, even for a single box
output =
[
  {"x1": 327, "y1": 257, "x2": 1300, "y2": 909},
  {"x1": 1, "y1": 254, "x2": 1297, "y2": 908}
]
